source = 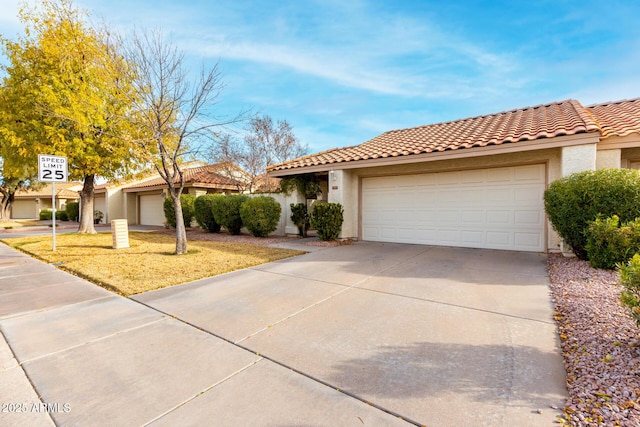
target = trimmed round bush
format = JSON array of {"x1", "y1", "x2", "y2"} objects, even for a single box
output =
[
  {"x1": 310, "y1": 202, "x2": 344, "y2": 241},
  {"x1": 544, "y1": 168, "x2": 640, "y2": 259},
  {"x1": 39, "y1": 209, "x2": 52, "y2": 220},
  {"x1": 65, "y1": 202, "x2": 79, "y2": 221},
  {"x1": 211, "y1": 194, "x2": 249, "y2": 235},
  {"x1": 194, "y1": 194, "x2": 222, "y2": 233},
  {"x1": 57, "y1": 210, "x2": 69, "y2": 221},
  {"x1": 163, "y1": 194, "x2": 196, "y2": 228},
  {"x1": 240, "y1": 196, "x2": 281, "y2": 237}
]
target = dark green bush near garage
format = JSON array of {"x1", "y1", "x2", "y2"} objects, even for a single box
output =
[
  {"x1": 240, "y1": 196, "x2": 281, "y2": 237},
  {"x1": 544, "y1": 168, "x2": 640, "y2": 260},
  {"x1": 211, "y1": 194, "x2": 249, "y2": 235},
  {"x1": 163, "y1": 194, "x2": 196, "y2": 228},
  {"x1": 194, "y1": 194, "x2": 222, "y2": 233},
  {"x1": 39, "y1": 209, "x2": 52, "y2": 220},
  {"x1": 310, "y1": 202, "x2": 344, "y2": 241}
]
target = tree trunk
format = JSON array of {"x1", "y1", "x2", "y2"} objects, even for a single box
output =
[
  {"x1": 0, "y1": 188, "x2": 14, "y2": 221},
  {"x1": 170, "y1": 189, "x2": 187, "y2": 254},
  {"x1": 77, "y1": 174, "x2": 97, "y2": 234}
]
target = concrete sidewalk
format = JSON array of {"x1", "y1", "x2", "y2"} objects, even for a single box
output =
[{"x1": 0, "y1": 241, "x2": 567, "y2": 426}]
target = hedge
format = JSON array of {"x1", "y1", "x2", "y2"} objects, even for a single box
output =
[
  {"x1": 211, "y1": 194, "x2": 249, "y2": 235},
  {"x1": 163, "y1": 194, "x2": 196, "y2": 228},
  {"x1": 240, "y1": 196, "x2": 281, "y2": 237},
  {"x1": 194, "y1": 194, "x2": 222, "y2": 233},
  {"x1": 310, "y1": 202, "x2": 343, "y2": 241},
  {"x1": 544, "y1": 168, "x2": 640, "y2": 259}
]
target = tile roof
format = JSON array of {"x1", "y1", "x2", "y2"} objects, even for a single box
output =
[
  {"x1": 15, "y1": 183, "x2": 83, "y2": 199},
  {"x1": 269, "y1": 98, "x2": 639, "y2": 172},
  {"x1": 123, "y1": 164, "x2": 243, "y2": 191},
  {"x1": 587, "y1": 98, "x2": 640, "y2": 139}
]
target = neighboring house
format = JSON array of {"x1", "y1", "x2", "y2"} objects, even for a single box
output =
[
  {"x1": 12, "y1": 163, "x2": 245, "y2": 225},
  {"x1": 268, "y1": 98, "x2": 640, "y2": 253},
  {"x1": 98, "y1": 163, "x2": 245, "y2": 226},
  {"x1": 11, "y1": 183, "x2": 82, "y2": 219}
]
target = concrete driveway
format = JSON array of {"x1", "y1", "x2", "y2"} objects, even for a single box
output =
[{"x1": 0, "y1": 241, "x2": 566, "y2": 426}]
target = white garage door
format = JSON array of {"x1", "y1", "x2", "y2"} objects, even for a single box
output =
[
  {"x1": 139, "y1": 193, "x2": 166, "y2": 226},
  {"x1": 11, "y1": 200, "x2": 37, "y2": 219},
  {"x1": 361, "y1": 164, "x2": 546, "y2": 252}
]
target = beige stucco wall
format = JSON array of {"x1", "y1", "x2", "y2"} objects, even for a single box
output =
[
  {"x1": 327, "y1": 169, "x2": 359, "y2": 239},
  {"x1": 596, "y1": 149, "x2": 622, "y2": 169},
  {"x1": 561, "y1": 144, "x2": 596, "y2": 176},
  {"x1": 107, "y1": 189, "x2": 123, "y2": 223}
]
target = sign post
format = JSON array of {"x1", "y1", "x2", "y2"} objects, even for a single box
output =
[{"x1": 38, "y1": 155, "x2": 68, "y2": 252}]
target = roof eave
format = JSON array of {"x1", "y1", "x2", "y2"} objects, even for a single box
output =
[{"x1": 269, "y1": 132, "x2": 601, "y2": 177}]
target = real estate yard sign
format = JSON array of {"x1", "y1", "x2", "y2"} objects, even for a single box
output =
[{"x1": 38, "y1": 155, "x2": 68, "y2": 251}]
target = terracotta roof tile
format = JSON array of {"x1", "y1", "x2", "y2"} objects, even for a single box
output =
[
  {"x1": 269, "y1": 99, "x2": 603, "y2": 172},
  {"x1": 587, "y1": 98, "x2": 640, "y2": 139},
  {"x1": 15, "y1": 183, "x2": 83, "y2": 199},
  {"x1": 123, "y1": 164, "x2": 242, "y2": 190}
]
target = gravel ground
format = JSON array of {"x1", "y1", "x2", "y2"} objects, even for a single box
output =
[{"x1": 548, "y1": 254, "x2": 640, "y2": 426}]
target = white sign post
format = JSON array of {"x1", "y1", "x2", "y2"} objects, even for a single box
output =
[{"x1": 38, "y1": 155, "x2": 68, "y2": 251}]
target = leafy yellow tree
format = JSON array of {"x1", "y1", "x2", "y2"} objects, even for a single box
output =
[{"x1": 0, "y1": 0, "x2": 140, "y2": 232}]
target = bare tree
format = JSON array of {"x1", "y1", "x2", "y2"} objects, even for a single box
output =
[
  {"x1": 122, "y1": 29, "x2": 241, "y2": 254},
  {"x1": 212, "y1": 115, "x2": 308, "y2": 192}
]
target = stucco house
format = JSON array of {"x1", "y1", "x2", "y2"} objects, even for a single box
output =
[
  {"x1": 268, "y1": 98, "x2": 640, "y2": 253},
  {"x1": 12, "y1": 163, "x2": 245, "y2": 225},
  {"x1": 96, "y1": 163, "x2": 246, "y2": 226},
  {"x1": 11, "y1": 182, "x2": 82, "y2": 219}
]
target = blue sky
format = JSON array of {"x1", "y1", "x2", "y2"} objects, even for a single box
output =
[{"x1": 1, "y1": 0, "x2": 639, "y2": 154}]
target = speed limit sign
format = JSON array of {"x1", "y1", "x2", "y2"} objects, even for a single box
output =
[{"x1": 38, "y1": 154, "x2": 68, "y2": 182}]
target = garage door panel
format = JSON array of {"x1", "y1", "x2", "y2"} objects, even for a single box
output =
[
  {"x1": 460, "y1": 230, "x2": 484, "y2": 245},
  {"x1": 460, "y1": 169, "x2": 486, "y2": 183},
  {"x1": 460, "y1": 210, "x2": 484, "y2": 223},
  {"x1": 362, "y1": 165, "x2": 545, "y2": 252},
  {"x1": 487, "y1": 168, "x2": 514, "y2": 182},
  {"x1": 139, "y1": 193, "x2": 165, "y2": 226},
  {"x1": 486, "y1": 232, "x2": 511, "y2": 246},
  {"x1": 487, "y1": 210, "x2": 511, "y2": 225},
  {"x1": 515, "y1": 164, "x2": 545, "y2": 181},
  {"x1": 515, "y1": 210, "x2": 543, "y2": 225}
]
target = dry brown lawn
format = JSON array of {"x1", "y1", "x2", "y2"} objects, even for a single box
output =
[
  {"x1": 0, "y1": 219, "x2": 43, "y2": 228},
  {"x1": 2, "y1": 232, "x2": 304, "y2": 296}
]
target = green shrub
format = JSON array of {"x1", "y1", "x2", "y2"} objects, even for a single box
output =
[
  {"x1": 544, "y1": 168, "x2": 640, "y2": 259},
  {"x1": 240, "y1": 196, "x2": 281, "y2": 237},
  {"x1": 290, "y1": 203, "x2": 310, "y2": 237},
  {"x1": 620, "y1": 254, "x2": 640, "y2": 328},
  {"x1": 65, "y1": 202, "x2": 79, "y2": 221},
  {"x1": 58, "y1": 210, "x2": 69, "y2": 221},
  {"x1": 39, "y1": 209, "x2": 52, "y2": 220},
  {"x1": 585, "y1": 216, "x2": 640, "y2": 269},
  {"x1": 310, "y1": 202, "x2": 343, "y2": 241},
  {"x1": 194, "y1": 194, "x2": 222, "y2": 233},
  {"x1": 211, "y1": 194, "x2": 249, "y2": 235},
  {"x1": 163, "y1": 194, "x2": 196, "y2": 228}
]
